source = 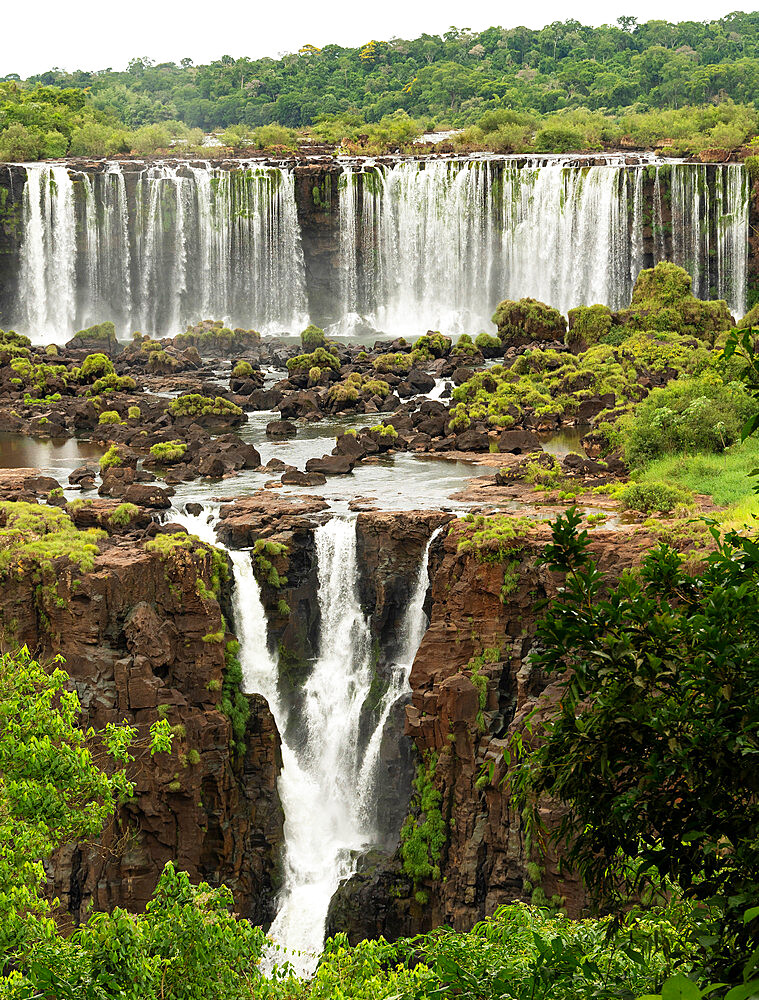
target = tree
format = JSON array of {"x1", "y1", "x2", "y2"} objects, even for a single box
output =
[
  {"x1": 510, "y1": 508, "x2": 759, "y2": 979},
  {"x1": 0, "y1": 648, "x2": 172, "y2": 961}
]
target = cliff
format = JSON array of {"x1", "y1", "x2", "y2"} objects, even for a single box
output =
[{"x1": 0, "y1": 508, "x2": 284, "y2": 928}]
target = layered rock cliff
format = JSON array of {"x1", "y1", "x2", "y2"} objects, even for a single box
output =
[{"x1": 0, "y1": 507, "x2": 284, "y2": 928}]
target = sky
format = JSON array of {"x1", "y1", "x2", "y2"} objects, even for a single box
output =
[{"x1": 3, "y1": 0, "x2": 755, "y2": 78}]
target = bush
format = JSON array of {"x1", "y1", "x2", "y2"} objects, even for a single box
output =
[
  {"x1": 231, "y1": 360, "x2": 253, "y2": 378},
  {"x1": 566, "y1": 304, "x2": 613, "y2": 352},
  {"x1": 149, "y1": 440, "x2": 187, "y2": 464},
  {"x1": 99, "y1": 445, "x2": 123, "y2": 471},
  {"x1": 98, "y1": 410, "x2": 122, "y2": 425},
  {"x1": 287, "y1": 347, "x2": 340, "y2": 373},
  {"x1": 168, "y1": 394, "x2": 243, "y2": 419},
  {"x1": 80, "y1": 353, "x2": 115, "y2": 381},
  {"x1": 618, "y1": 480, "x2": 694, "y2": 514},
  {"x1": 622, "y1": 374, "x2": 756, "y2": 467},
  {"x1": 301, "y1": 324, "x2": 326, "y2": 350}
]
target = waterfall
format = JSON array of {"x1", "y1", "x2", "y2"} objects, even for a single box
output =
[
  {"x1": 9, "y1": 157, "x2": 750, "y2": 343},
  {"x1": 20, "y1": 164, "x2": 77, "y2": 339},
  {"x1": 333, "y1": 156, "x2": 750, "y2": 335},
  {"x1": 14, "y1": 161, "x2": 308, "y2": 341},
  {"x1": 143, "y1": 504, "x2": 440, "y2": 972}
]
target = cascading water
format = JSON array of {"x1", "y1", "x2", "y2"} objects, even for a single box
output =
[
  {"x1": 14, "y1": 161, "x2": 308, "y2": 341},
  {"x1": 167, "y1": 503, "x2": 438, "y2": 974},
  {"x1": 9, "y1": 155, "x2": 750, "y2": 343},
  {"x1": 333, "y1": 156, "x2": 750, "y2": 336}
]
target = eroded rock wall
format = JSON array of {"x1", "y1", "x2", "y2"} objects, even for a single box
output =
[{"x1": 2, "y1": 532, "x2": 284, "y2": 928}]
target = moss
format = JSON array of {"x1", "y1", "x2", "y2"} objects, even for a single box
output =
[
  {"x1": 277, "y1": 598, "x2": 291, "y2": 616},
  {"x1": 372, "y1": 351, "x2": 414, "y2": 374},
  {"x1": 109, "y1": 503, "x2": 138, "y2": 528},
  {"x1": 452, "y1": 513, "x2": 530, "y2": 563},
  {"x1": 221, "y1": 639, "x2": 250, "y2": 751},
  {"x1": 474, "y1": 332, "x2": 502, "y2": 357},
  {"x1": 73, "y1": 321, "x2": 117, "y2": 345},
  {"x1": 80, "y1": 353, "x2": 115, "y2": 381},
  {"x1": 492, "y1": 297, "x2": 567, "y2": 345},
  {"x1": 566, "y1": 304, "x2": 613, "y2": 351},
  {"x1": 201, "y1": 631, "x2": 224, "y2": 643},
  {"x1": 616, "y1": 262, "x2": 733, "y2": 341},
  {"x1": 127, "y1": 405, "x2": 141, "y2": 420},
  {"x1": 252, "y1": 538, "x2": 289, "y2": 589},
  {"x1": 414, "y1": 332, "x2": 451, "y2": 358},
  {"x1": 370, "y1": 423, "x2": 398, "y2": 440},
  {"x1": 300, "y1": 324, "x2": 326, "y2": 350},
  {"x1": 99, "y1": 445, "x2": 124, "y2": 471},
  {"x1": 144, "y1": 532, "x2": 196, "y2": 559},
  {"x1": 90, "y1": 373, "x2": 137, "y2": 394},
  {"x1": 232, "y1": 360, "x2": 254, "y2": 378}
]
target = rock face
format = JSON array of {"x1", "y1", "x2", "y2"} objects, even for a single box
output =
[
  {"x1": 2, "y1": 529, "x2": 284, "y2": 929},
  {"x1": 329, "y1": 520, "x2": 664, "y2": 941}
]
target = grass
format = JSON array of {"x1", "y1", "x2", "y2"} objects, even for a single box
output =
[{"x1": 636, "y1": 438, "x2": 759, "y2": 528}]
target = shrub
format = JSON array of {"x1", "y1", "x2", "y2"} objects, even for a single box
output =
[
  {"x1": 287, "y1": 347, "x2": 340, "y2": 373},
  {"x1": 168, "y1": 394, "x2": 243, "y2": 419},
  {"x1": 99, "y1": 445, "x2": 123, "y2": 471},
  {"x1": 80, "y1": 353, "x2": 115, "y2": 381},
  {"x1": 474, "y1": 332, "x2": 502, "y2": 357},
  {"x1": 98, "y1": 410, "x2": 122, "y2": 425},
  {"x1": 128, "y1": 406, "x2": 141, "y2": 420},
  {"x1": 232, "y1": 360, "x2": 253, "y2": 378},
  {"x1": 149, "y1": 440, "x2": 187, "y2": 464},
  {"x1": 300, "y1": 324, "x2": 326, "y2": 350},
  {"x1": 618, "y1": 480, "x2": 694, "y2": 514},
  {"x1": 622, "y1": 374, "x2": 756, "y2": 467},
  {"x1": 109, "y1": 503, "x2": 138, "y2": 528},
  {"x1": 566, "y1": 304, "x2": 614, "y2": 351}
]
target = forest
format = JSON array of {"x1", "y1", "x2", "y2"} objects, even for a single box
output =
[{"x1": 5, "y1": 14, "x2": 759, "y2": 157}]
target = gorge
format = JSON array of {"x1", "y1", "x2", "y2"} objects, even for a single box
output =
[{"x1": 0, "y1": 150, "x2": 757, "y2": 996}]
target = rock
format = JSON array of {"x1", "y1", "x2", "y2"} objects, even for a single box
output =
[
  {"x1": 266, "y1": 419, "x2": 297, "y2": 438},
  {"x1": 121, "y1": 483, "x2": 173, "y2": 508},
  {"x1": 498, "y1": 428, "x2": 541, "y2": 454},
  {"x1": 453, "y1": 427, "x2": 489, "y2": 451},
  {"x1": 70, "y1": 463, "x2": 99, "y2": 487},
  {"x1": 305, "y1": 454, "x2": 355, "y2": 475},
  {"x1": 281, "y1": 469, "x2": 327, "y2": 486}
]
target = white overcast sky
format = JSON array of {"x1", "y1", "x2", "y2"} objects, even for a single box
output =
[{"x1": 3, "y1": 0, "x2": 755, "y2": 78}]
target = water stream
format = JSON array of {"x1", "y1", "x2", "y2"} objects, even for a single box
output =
[{"x1": 170, "y1": 504, "x2": 438, "y2": 974}]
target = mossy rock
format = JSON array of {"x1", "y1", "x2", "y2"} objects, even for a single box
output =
[
  {"x1": 492, "y1": 297, "x2": 567, "y2": 347},
  {"x1": 616, "y1": 262, "x2": 733, "y2": 342},
  {"x1": 566, "y1": 304, "x2": 613, "y2": 352},
  {"x1": 737, "y1": 302, "x2": 759, "y2": 330},
  {"x1": 66, "y1": 321, "x2": 121, "y2": 354}
]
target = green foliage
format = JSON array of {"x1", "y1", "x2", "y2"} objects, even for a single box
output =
[
  {"x1": 617, "y1": 263, "x2": 734, "y2": 341},
  {"x1": 0, "y1": 502, "x2": 105, "y2": 577},
  {"x1": 622, "y1": 374, "x2": 756, "y2": 467},
  {"x1": 252, "y1": 539, "x2": 289, "y2": 589},
  {"x1": 80, "y1": 353, "x2": 115, "y2": 381},
  {"x1": 287, "y1": 347, "x2": 340, "y2": 373},
  {"x1": 401, "y1": 753, "x2": 446, "y2": 891},
  {"x1": 231, "y1": 360, "x2": 253, "y2": 378},
  {"x1": 0, "y1": 647, "x2": 171, "y2": 968},
  {"x1": 618, "y1": 480, "x2": 694, "y2": 514},
  {"x1": 301, "y1": 324, "x2": 326, "y2": 350},
  {"x1": 127, "y1": 405, "x2": 141, "y2": 419},
  {"x1": 99, "y1": 444, "x2": 124, "y2": 471},
  {"x1": 567, "y1": 304, "x2": 614, "y2": 351},
  {"x1": 372, "y1": 351, "x2": 415, "y2": 374},
  {"x1": 108, "y1": 502, "x2": 138, "y2": 528},
  {"x1": 149, "y1": 440, "x2": 187, "y2": 464},
  {"x1": 220, "y1": 640, "x2": 250, "y2": 751},
  {"x1": 510, "y1": 507, "x2": 759, "y2": 978},
  {"x1": 492, "y1": 297, "x2": 567, "y2": 345},
  {"x1": 97, "y1": 410, "x2": 122, "y2": 425},
  {"x1": 369, "y1": 422, "x2": 398, "y2": 440},
  {"x1": 453, "y1": 513, "x2": 530, "y2": 563},
  {"x1": 168, "y1": 394, "x2": 243, "y2": 419}
]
